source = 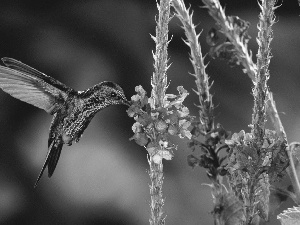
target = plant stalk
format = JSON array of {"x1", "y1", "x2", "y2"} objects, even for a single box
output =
[
  {"x1": 149, "y1": 0, "x2": 171, "y2": 224},
  {"x1": 149, "y1": 156, "x2": 165, "y2": 225}
]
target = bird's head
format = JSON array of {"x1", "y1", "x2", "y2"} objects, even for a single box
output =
[
  {"x1": 97, "y1": 81, "x2": 130, "y2": 106},
  {"x1": 80, "y1": 81, "x2": 130, "y2": 109}
]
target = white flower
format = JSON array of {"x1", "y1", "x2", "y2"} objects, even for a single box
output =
[
  {"x1": 262, "y1": 152, "x2": 272, "y2": 166},
  {"x1": 165, "y1": 94, "x2": 177, "y2": 99},
  {"x1": 152, "y1": 150, "x2": 173, "y2": 164},
  {"x1": 178, "y1": 106, "x2": 189, "y2": 117},
  {"x1": 178, "y1": 119, "x2": 192, "y2": 139},
  {"x1": 131, "y1": 85, "x2": 146, "y2": 102},
  {"x1": 170, "y1": 86, "x2": 189, "y2": 108},
  {"x1": 159, "y1": 139, "x2": 168, "y2": 148},
  {"x1": 238, "y1": 130, "x2": 245, "y2": 138},
  {"x1": 135, "y1": 85, "x2": 146, "y2": 97},
  {"x1": 131, "y1": 94, "x2": 140, "y2": 101},
  {"x1": 262, "y1": 139, "x2": 269, "y2": 148},
  {"x1": 163, "y1": 94, "x2": 177, "y2": 108},
  {"x1": 211, "y1": 132, "x2": 219, "y2": 138},
  {"x1": 132, "y1": 122, "x2": 142, "y2": 133},
  {"x1": 182, "y1": 130, "x2": 192, "y2": 139},
  {"x1": 231, "y1": 133, "x2": 241, "y2": 144},
  {"x1": 152, "y1": 154, "x2": 162, "y2": 164},
  {"x1": 147, "y1": 146, "x2": 156, "y2": 155},
  {"x1": 155, "y1": 120, "x2": 168, "y2": 132},
  {"x1": 151, "y1": 112, "x2": 159, "y2": 119},
  {"x1": 179, "y1": 119, "x2": 191, "y2": 129},
  {"x1": 244, "y1": 133, "x2": 252, "y2": 142},
  {"x1": 225, "y1": 139, "x2": 235, "y2": 145}
]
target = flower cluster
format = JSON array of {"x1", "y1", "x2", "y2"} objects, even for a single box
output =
[
  {"x1": 127, "y1": 85, "x2": 193, "y2": 164},
  {"x1": 225, "y1": 129, "x2": 288, "y2": 182},
  {"x1": 207, "y1": 16, "x2": 251, "y2": 66},
  {"x1": 225, "y1": 129, "x2": 288, "y2": 221}
]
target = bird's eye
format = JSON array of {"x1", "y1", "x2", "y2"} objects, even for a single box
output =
[{"x1": 110, "y1": 92, "x2": 117, "y2": 98}]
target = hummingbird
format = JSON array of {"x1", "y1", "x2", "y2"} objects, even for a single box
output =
[{"x1": 0, "y1": 57, "x2": 130, "y2": 187}]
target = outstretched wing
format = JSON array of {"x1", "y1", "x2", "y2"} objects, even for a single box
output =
[{"x1": 0, "y1": 57, "x2": 77, "y2": 114}]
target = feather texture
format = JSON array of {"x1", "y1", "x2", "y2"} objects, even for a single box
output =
[
  {"x1": 0, "y1": 57, "x2": 129, "y2": 187},
  {"x1": 0, "y1": 58, "x2": 76, "y2": 114},
  {"x1": 34, "y1": 137, "x2": 63, "y2": 188}
]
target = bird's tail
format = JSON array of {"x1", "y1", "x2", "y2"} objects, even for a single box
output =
[{"x1": 34, "y1": 138, "x2": 63, "y2": 188}]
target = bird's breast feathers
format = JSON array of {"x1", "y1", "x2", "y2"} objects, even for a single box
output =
[{"x1": 62, "y1": 107, "x2": 97, "y2": 144}]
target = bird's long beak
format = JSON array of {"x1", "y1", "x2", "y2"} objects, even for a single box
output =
[{"x1": 122, "y1": 98, "x2": 131, "y2": 107}]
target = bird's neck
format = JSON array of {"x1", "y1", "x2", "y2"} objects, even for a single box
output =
[{"x1": 78, "y1": 89, "x2": 108, "y2": 112}]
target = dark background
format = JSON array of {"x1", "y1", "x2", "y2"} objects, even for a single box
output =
[{"x1": 0, "y1": 0, "x2": 299, "y2": 224}]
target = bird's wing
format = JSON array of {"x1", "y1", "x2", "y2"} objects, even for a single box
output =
[{"x1": 0, "y1": 57, "x2": 76, "y2": 114}]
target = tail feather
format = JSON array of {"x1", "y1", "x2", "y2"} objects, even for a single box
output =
[
  {"x1": 34, "y1": 138, "x2": 63, "y2": 188},
  {"x1": 47, "y1": 141, "x2": 63, "y2": 177}
]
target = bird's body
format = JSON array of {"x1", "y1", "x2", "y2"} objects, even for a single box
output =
[{"x1": 0, "y1": 57, "x2": 129, "y2": 187}]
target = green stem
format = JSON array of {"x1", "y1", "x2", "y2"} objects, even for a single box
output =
[
  {"x1": 172, "y1": 0, "x2": 214, "y2": 132},
  {"x1": 251, "y1": 0, "x2": 276, "y2": 146},
  {"x1": 149, "y1": 156, "x2": 165, "y2": 225},
  {"x1": 202, "y1": 0, "x2": 257, "y2": 81},
  {"x1": 149, "y1": 0, "x2": 171, "y2": 224},
  {"x1": 202, "y1": 0, "x2": 284, "y2": 141},
  {"x1": 151, "y1": 0, "x2": 171, "y2": 108}
]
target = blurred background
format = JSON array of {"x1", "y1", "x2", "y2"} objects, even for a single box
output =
[{"x1": 0, "y1": 0, "x2": 299, "y2": 224}]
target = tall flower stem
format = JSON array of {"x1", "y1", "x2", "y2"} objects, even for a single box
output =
[
  {"x1": 249, "y1": 0, "x2": 277, "y2": 223},
  {"x1": 202, "y1": 0, "x2": 284, "y2": 140},
  {"x1": 149, "y1": 0, "x2": 171, "y2": 224},
  {"x1": 203, "y1": 0, "x2": 287, "y2": 224},
  {"x1": 151, "y1": 0, "x2": 170, "y2": 109},
  {"x1": 202, "y1": 0, "x2": 257, "y2": 81},
  {"x1": 148, "y1": 157, "x2": 165, "y2": 225},
  {"x1": 128, "y1": 1, "x2": 191, "y2": 223},
  {"x1": 171, "y1": 1, "x2": 229, "y2": 225},
  {"x1": 250, "y1": 0, "x2": 276, "y2": 223},
  {"x1": 251, "y1": 0, "x2": 276, "y2": 146},
  {"x1": 172, "y1": 0, "x2": 214, "y2": 132}
]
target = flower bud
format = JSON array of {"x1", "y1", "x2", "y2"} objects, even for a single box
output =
[
  {"x1": 133, "y1": 132, "x2": 148, "y2": 146},
  {"x1": 155, "y1": 120, "x2": 168, "y2": 133},
  {"x1": 168, "y1": 125, "x2": 178, "y2": 135}
]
